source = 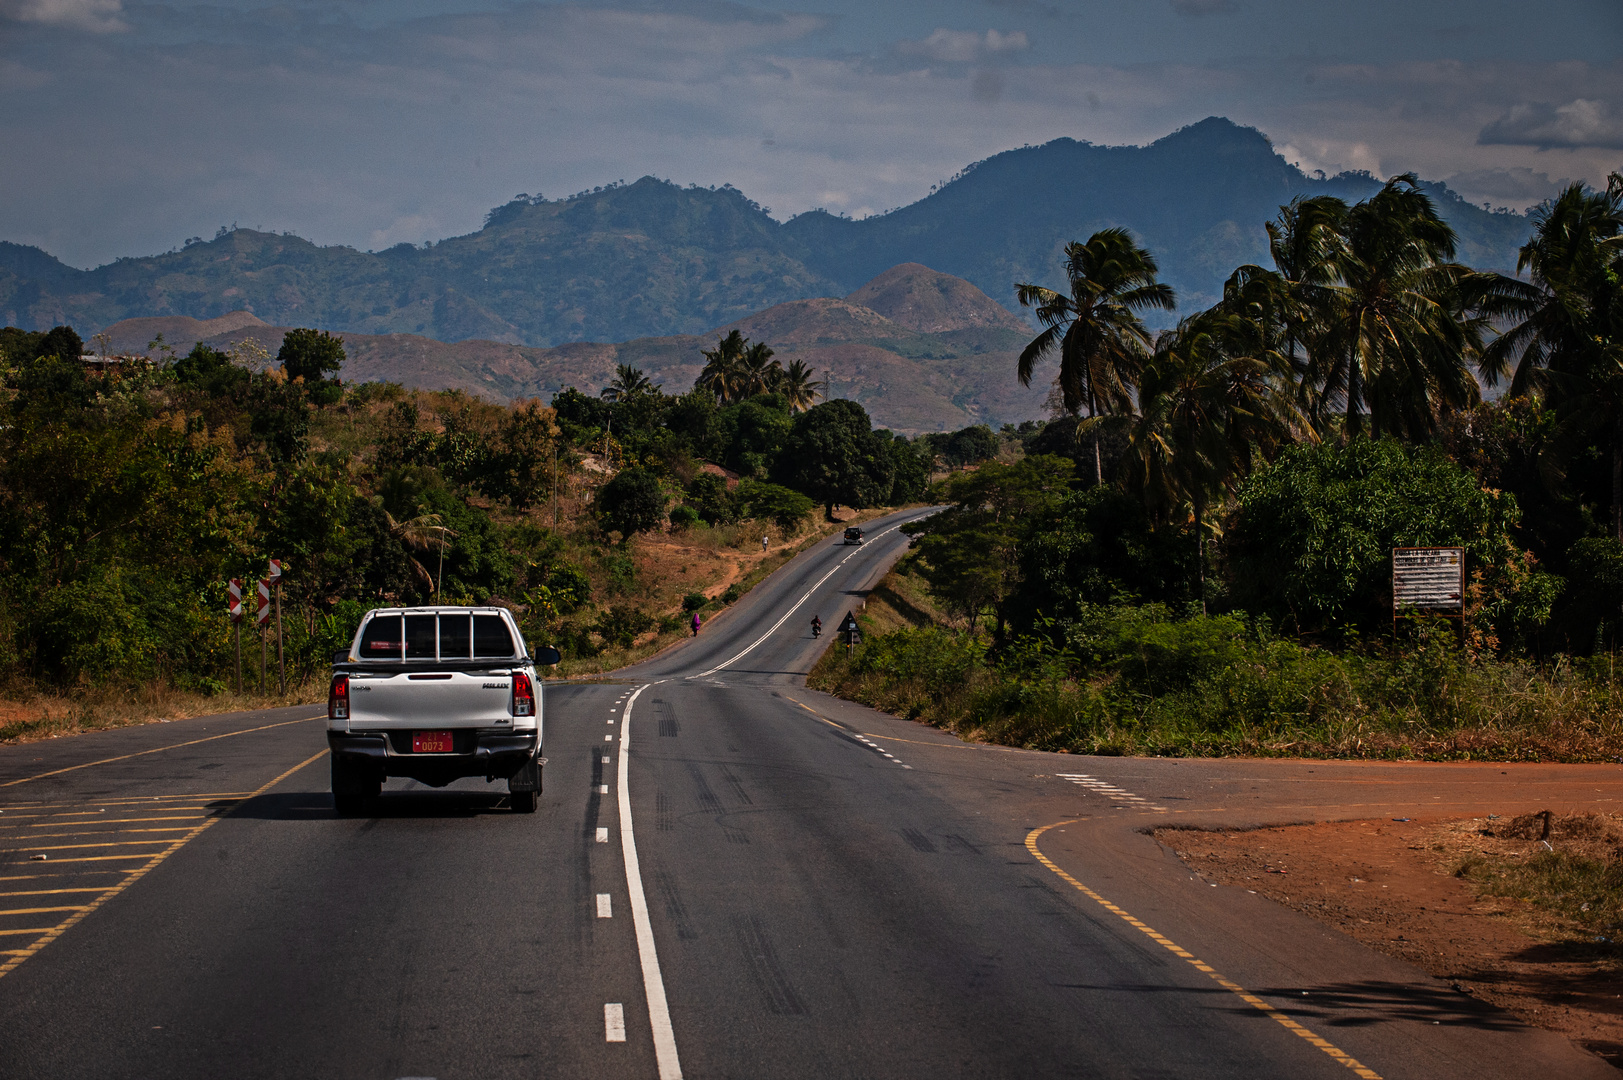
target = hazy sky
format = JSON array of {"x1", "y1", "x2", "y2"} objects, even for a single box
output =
[{"x1": 3, "y1": 0, "x2": 1619, "y2": 268}]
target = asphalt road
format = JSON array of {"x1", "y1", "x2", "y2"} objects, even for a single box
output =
[{"x1": 1, "y1": 507, "x2": 1619, "y2": 1079}]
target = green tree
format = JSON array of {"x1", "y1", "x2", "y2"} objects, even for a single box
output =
[
  {"x1": 600, "y1": 364, "x2": 657, "y2": 402},
  {"x1": 883, "y1": 433, "x2": 932, "y2": 504},
  {"x1": 1228, "y1": 439, "x2": 1558, "y2": 639},
  {"x1": 775, "y1": 359, "x2": 822, "y2": 412},
  {"x1": 596, "y1": 467, "x2": 667, "y2": 540},
  {"x1": 903, "y1": 455, "x2": 1075, "y2": 636},
  {"x1": 739, "y1": 341, "x2": 781, "y2": 399},
  {"x1": 1476, "y1": 176, "x2": 1623, "y2": 537},
  {"x1": 1124, "y1": 311, "x2": 1309, "y2": 610},
  {"x1": 773, "y1": 399, "x2": 894, "y2": 517},
  {"x1": 1015, "y1": 229, "x2": 1176, "y2": 484},
  {"x1": 1306, "y1": 176, "x2": 1482, "y2": 441},
  {"x1": 696, "y1": 330, "x2": 749, "y2": 404},
  {"x1": 276, "y1": 328, "x2": 345, "y2": 406},
  {"x1": 734, "y1": 479, "x2": 815, "y2": 532}
]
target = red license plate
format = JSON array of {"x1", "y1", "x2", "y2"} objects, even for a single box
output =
[{"x1": 412, "y1": 730, "x2": 454, "y2": 754}]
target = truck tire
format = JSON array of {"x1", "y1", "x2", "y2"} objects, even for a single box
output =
[
  {"x1": 332, "y1": 758, "x2": 379, "y2": 816},
  {"x1": 510, "y1": 788, "x2": 538, "y2": 813}
]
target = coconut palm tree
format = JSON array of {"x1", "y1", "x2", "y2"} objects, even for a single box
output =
[
  {"x1": 775, "y1": 359, "x2": 822, "y2": 412},
  {"x1": 1015, "y1": 229, "x2": 1176, "y2": 484},
  {"x1": 697, "y1": 330, "x2": 748, "y2": 404},
  {"x1": 739, "y1": 341, "x2": 781, "y2": 399},
  {"x1": 1478, "y1": 177, "x2": 1623, "y2": 535},
  {"x1": 1307, "y1": 175, "x2": 1482, "y2": 440},
  {"x1": 1124, "y1": 311, "x2": 1311, "y2": 610},
  {"x1": 600, "y1": 364, "x2": 657, "y2": 402}
]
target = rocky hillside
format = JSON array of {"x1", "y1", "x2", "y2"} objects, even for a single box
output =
[
  {"x1": 4, "y1": 118, "x2": 1531, "y2": 345},
  {"x1": 101, "y1": 264, "x2": 1048, "y2": 434}
]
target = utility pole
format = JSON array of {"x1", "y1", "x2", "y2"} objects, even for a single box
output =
[
  {"x1": 823, "y1": 369, "x2": 830, "y2": 403},
  {"x1": 552, "y1": 440, "x2": 559, "y2": 528}
]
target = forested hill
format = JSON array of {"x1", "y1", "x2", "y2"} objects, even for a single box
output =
[{"x1": 0, "y1": 117, "x2": 1530, "y2": 345}]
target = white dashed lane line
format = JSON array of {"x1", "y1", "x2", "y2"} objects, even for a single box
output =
[
  {"x1": 853, "y1": 733, "x2": 911, "y2": 769},
  {"x1": 1056, "y1": 774, "x2": 1168, "y2": 813},
  {"x1": 605, "y1": 1002, "x2": 626, "y2": 1043}
]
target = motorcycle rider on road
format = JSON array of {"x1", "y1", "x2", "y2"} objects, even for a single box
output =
[{"x1": 811, "y1": 615, "x2": 822, "y2": 637}]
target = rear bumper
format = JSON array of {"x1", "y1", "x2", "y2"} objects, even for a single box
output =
[{"x1": 328, "y1": 728, "x2": 539, "y2": 787}]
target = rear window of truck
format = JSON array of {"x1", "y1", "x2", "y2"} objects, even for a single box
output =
[
  {"x1": 474, "y1": 614, "x2": 514, "y2": 657},
  {"x1": 356, "y1": 611, "x2": 515, "y2": 660},
  {"x1": 359, "y1": 615, "x2": 402, "y2": 658}
]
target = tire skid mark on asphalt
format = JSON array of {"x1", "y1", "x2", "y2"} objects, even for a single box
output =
[
  {"x1": 0, "y1": 748, "x2": 329, "y2": 981},
  {"x1": 0, "y1": 717, "x2": 322, "y2": 789},
  {"x1": 1026, "y1": 821, "x2": 1383, "y2": 1080}
]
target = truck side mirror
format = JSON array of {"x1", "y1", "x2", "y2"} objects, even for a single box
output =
[
  {"x1": 332, "y1": 648, "x2": 351, "y2": 665},
  {"x1": 534, "y1": 645, "x2": 562, "y2": 666}
]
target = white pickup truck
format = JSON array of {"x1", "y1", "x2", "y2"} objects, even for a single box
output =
[{"x1": 326, "y1": 606, "x2": 560, "y2": 814}]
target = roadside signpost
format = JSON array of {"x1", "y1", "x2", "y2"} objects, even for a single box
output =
[
  {"x1": 256, "y1": 578, "x2": 271, "y2": 691},
  {"x1": 227, "y1": 579, "x2": 244, "y2": 694},
  {"x1": 839, "y1": 611, "x2": 861, "y2": 656},
  {"x1": 1392, "y1": 547, "x2": 1465, "y2": 637},
  {"x1": 268, "y1": 558, "x2": 285, "y2": 694}
]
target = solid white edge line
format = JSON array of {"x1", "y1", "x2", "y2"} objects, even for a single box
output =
[
  {"x1": 619, "y1": 684, "x2": 683, "y2": 1079},
  {"x1": 688, "y1": 520, "x2": 912, "y2": 679}
]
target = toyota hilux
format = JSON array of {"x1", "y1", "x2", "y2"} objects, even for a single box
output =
[{"x1": 326, "y1": 606, "x2": 560, "y2": 814}]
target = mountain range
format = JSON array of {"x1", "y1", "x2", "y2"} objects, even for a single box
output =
[
  {"x1": 3, "y1": 117, "x2": 1532, "y2": 353},
  {"x1": 97, "y1": 263, "x2": 1051, "y2": 434}
]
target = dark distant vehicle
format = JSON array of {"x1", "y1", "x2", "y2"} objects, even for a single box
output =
[{"x1": 843, "y1": 527, "x2": 864, "y2": 545}]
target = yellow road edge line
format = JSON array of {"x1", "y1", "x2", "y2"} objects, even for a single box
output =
[
  {"x1": 0, "y1": 719, "x2": 319, "y2": 789},
  {"x1": 1025, "y1": 821, "x2": 1383, "y2": 1080},
  {"x1": 0, "y1": 748, "x2": 328, "y2": 982}
]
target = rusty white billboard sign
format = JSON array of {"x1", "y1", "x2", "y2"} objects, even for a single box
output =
[{"x1": 1392, "y1": 547, "x2": 1464, "y2": 614}]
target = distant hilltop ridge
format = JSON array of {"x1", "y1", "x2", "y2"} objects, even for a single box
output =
[
  {"x1": 2, "y1": 117, "x2": 1530, "y2": 348},
  {"x1": 96, "y1": 263, "x2": 1050, "y2": 436}
]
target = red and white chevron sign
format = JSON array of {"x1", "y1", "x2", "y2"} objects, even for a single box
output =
[
  {"x1": 228, "y1": 579, "x2": 243, "y2": 623},
  {"x1": 256, "y1": 580, "x2": 271, "y2": 625},
  {"x1": 267, "y1": 558, "x2": 282, "y2": 584}
]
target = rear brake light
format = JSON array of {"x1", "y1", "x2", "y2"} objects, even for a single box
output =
[
  {"x1": 328, "y1": 674, "x2": 350, "y2": 720},
  {"x1": 511, "y1": 671, "x2": 534, "y2": 717}
]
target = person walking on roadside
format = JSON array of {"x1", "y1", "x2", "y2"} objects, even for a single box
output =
[
  {"x1": 761, "y1": 534, "x2": 769, "y2": 552},
  {"x1": 691, "y1": 611, "x2": 702, "y2": 637}
]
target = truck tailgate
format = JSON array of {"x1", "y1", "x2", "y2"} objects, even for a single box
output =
[{"x1": 347, "y1": 669, "x2": 517, "y2": 728}]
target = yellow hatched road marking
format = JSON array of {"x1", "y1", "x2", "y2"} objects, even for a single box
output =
[
  {"x1": 32, "y1": 810, "x2": 217, "y2": 821},
  {"x1": 0, "y1": 718, "x2": 318, "y2": 789},
  {"x1": 16, "y1": 828, "x2": 196, "y2": 841},
  {"x1": 3, "y1": 840, "x2": 178, "y2": 854},
  {"x1": 0, "y1": 906, "x2": 88, "y2": 916},
  {"x1": 0, "y1": 927, "x2": 58, "y2": 936},
  {"x1": 1026, "y1": 821, "x2": 1383, "y2": 1080},
  {"x1": 0, "y1": 748, "x2": 328, "y2": 982},
  {"x1": 3, "y1": 854, "x2": 157, "y2": 865},
  {"x1": 0, "y1": 793, "x2": 252, "y2": 811},
  {"x1": 0, "y1": 888, "x2": 113, "y2": 897}
]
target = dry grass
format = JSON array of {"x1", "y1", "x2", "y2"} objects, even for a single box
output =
[
  {"x1": 0, "y1": 678, "x2": 324, "y2": 745},
  {"x1": 1446, "y1": 812, "x2": 1623, "y2": 948}
]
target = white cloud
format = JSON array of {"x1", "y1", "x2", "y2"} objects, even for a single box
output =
[
  {"x1": 0, "y1": 0, "x2": 126, "y2": 32},
  {"x1": 1443, "y1": 166, "x2": 1570, "y2": 208},
  {"x1": 1479, "y1": 98, "x2": 1623, "y2": 149},
  {"x1": 897, "y1": 28, "x2": 1028, "y2": 64}
]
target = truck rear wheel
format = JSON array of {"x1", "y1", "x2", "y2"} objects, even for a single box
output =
[{"x1": 332, "y1": 758, "x2": 380, "y2": 816}]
